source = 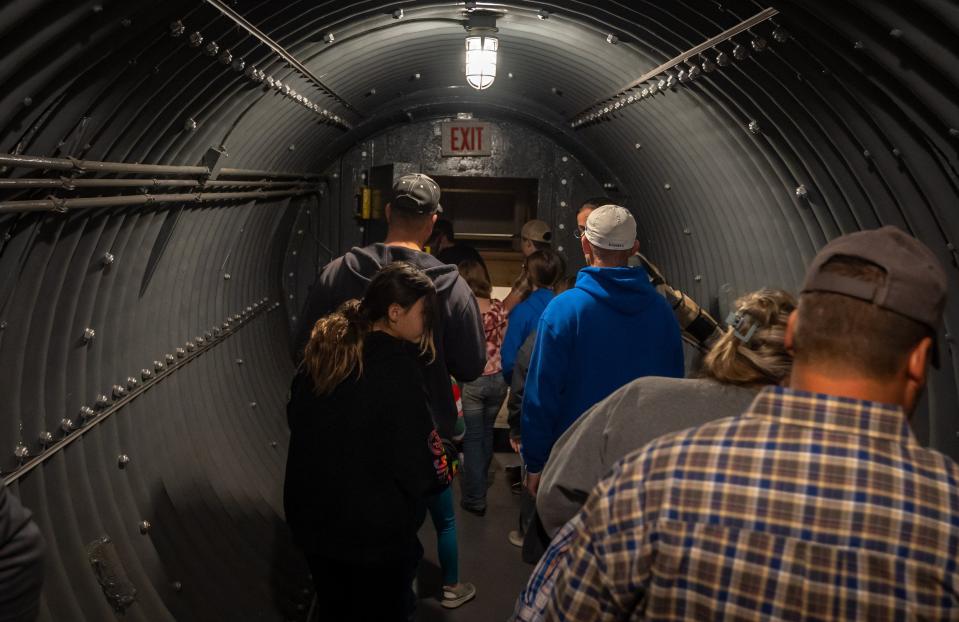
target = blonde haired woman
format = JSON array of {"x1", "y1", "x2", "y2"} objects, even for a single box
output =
[
  {"x1": 283, "y1": 262, "x2": 450, "y2": 620},
  {"x1": 535, "y1": 288, "x2": 797, "y2": 537}
]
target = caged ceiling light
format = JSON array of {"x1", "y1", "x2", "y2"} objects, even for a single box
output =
[{"x1": 464, "y1": 11, "x2": 500, "y2": 90}]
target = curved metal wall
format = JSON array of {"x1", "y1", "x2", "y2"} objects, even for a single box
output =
[{"x1": 0, "y1": 0, "x2": 957, "y2": 619}]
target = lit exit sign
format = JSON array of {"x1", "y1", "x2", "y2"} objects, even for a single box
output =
[{"x1": 441, "y1": 121, "x2": 492, "y2": 156}]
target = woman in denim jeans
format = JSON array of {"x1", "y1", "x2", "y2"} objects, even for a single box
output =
[{"x1": 456, "y1": 259, "x2": 510, "y2": 515}]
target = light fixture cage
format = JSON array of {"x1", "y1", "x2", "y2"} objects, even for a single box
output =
[{"x1": 465, "y1": 34, "x2": 498, "y2": 90}]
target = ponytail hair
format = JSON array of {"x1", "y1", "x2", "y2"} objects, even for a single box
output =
[
  {"x1": 525, "y1": 249, "x2": 565, "y2": 290},
  {"x1": 302, "y1": 262, "x2": 437, "y2": 395},
  {"x1": 303, "y1": 300, "x2": 370, "y2": 395},
  {"x1": 702, "y1": 288, "x2": 796, "y2": 387}
]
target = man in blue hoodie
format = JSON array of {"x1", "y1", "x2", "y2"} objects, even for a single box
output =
[{"x1": 521, "y1": 205, "x2": 684, "y2": 495}]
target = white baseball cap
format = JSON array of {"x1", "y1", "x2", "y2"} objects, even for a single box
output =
[{"x1": 584, "y1": 205, "x2": 636, "y2": 250}]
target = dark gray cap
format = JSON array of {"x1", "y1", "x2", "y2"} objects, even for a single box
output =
[
  {"x1": 801, "y1": 226, "x2": 947, "y2": 333},
  {"x1": 392, "y1": 173, "x2": 443, "y2": 215}
]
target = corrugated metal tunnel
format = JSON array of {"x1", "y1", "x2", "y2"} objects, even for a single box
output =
[{"x1": 1, "y1": 1, "x2": 957, "y2": 620}]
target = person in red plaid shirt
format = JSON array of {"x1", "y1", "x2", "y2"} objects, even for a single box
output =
[{"x1": 515, "y1": 226, "x2": 959, "y2": 621}]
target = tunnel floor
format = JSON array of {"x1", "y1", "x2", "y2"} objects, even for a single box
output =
[{"x1": 413, "y1": 451, "x2": 531, "y2": 622}]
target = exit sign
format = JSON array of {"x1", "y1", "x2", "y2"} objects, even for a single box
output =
[{"x1": 441, "y1": 122, "x2": 492, "y2": 156}]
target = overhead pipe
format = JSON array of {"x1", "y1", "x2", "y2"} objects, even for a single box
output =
[
  {"x1": 0, "y1": 188, "x2": 315, "y2": 214},
  {"x1": 0, "y1": 178, "x2": 308, "y2": 190},
  {"x1": 0, "y1": 152, "x2": 321, "y2": 180}
]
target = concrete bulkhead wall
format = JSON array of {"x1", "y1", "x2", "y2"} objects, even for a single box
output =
[{"x1": 313, "y1": 118, "x2": 609, "y2": 270}]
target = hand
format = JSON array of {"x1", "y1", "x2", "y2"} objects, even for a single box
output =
[
  {"x1": 525, "y1": 471, "x2": 541, "y2": 497},
  {"x1": 509, "y1": 438, "x2": 521, "y2": 454}
]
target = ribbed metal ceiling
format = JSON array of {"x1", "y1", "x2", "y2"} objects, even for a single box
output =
[{"x1": 1, "y1": 1, "x2": 958, "y2": 619}]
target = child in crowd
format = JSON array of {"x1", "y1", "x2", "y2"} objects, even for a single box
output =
[{"x1": 284, "y1": 262, "x2": 451, "y2": 621}]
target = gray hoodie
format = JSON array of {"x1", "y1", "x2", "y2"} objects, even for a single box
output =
[
  {"x1": 536, "y1": 376, "x2": 758, "y2": 537},
  {"x1": 293, "y1": 243, "x2": 486, "y2": 439}
]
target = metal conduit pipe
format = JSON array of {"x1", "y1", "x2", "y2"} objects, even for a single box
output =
[
  {"x1": 0, "y1": 153, "x2": 321, "y2": 180},
  {"x1": 217, "y1": 167, "x2": 321, "y2": 179},
  {"x1": 0, "y1": 178, "x2": 309, "y2": 190},
  {"x1": 0, "y1": 188, "x2": 316, "y2": 213}
]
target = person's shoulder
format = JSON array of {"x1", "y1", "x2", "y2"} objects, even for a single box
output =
[
  {"x1": 620, "y1": 411, "x2": 748, "y2": 468},
  {"x1": 640, "y1": 376, "x2": 755, "y2": 401},
  {"x1": 364, "y1": 335, "x2": 426, "y2": 385},
  {"x1": 551, "y1": 286, "x2": 587, "y2": 306},
  {"x1": 894, "y1": 445, "x2": 959, "y2": 532},
  {"x1": 509, "y1": 296, "x2": 534, "y2": 319},
  {"x1": 911, "y1": 444, "x2": 959, "y2": 489},
  {"x1": 410, "y1": 249, "x2": 445, "y2": 269},
  {"x1": 540, "y1": 288, "x2": 585, "y2": 321},
  {"x1": 605, "y1": 377, "x2": 755, "y2": 427}
]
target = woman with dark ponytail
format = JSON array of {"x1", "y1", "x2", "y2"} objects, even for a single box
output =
[{"x1": 283, "y1": 262, "x2": 450, "y2": 621}]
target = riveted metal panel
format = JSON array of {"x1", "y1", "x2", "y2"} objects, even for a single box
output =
[{"x1": 1, "y1": 1, "x2": 958, "y2": 619}]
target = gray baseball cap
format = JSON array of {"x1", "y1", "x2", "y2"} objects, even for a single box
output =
[
  {"x1": 392, "y1": 173, "x2": 443, "y2": 215},
  {"x1": 801, "y1": 226, "x2": 947, "y2": 350}
]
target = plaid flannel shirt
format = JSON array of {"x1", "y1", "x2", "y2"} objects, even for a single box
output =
[{"x1": 514, "y1": 386, "x2": 959, "y2": 621}]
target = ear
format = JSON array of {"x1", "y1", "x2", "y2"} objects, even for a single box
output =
[
  {"x1": 784, "y1": 309, "x2": 799, "y2": 355},
  {"x1": 431, "y1": 214, "x2": 438, "y2": 227},
  {"x1": 387, "y1": 302, "x2": 403, "y2": 323},
  {"x1": 907, "y1": 336, "x2": 933, "y2": 386},
  {"x1": 581, "y1": 236, "x2": 592, "y2": 263},
  {"x1": 631, "y1": 240, "x2": 640, "y2": 255}
]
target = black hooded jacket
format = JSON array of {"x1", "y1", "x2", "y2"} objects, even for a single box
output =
[
  {"x1": 293, "y1": 244, "x2": 486, "y2": 439},
  {"x1": 284, "y1": 332, "x2": 450, "y2": 564}
]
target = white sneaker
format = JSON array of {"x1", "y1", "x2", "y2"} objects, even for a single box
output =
[
  {"x1": 508, "y1": 530, "x2": 524, "y2": 548},
  {"x1": 441, "y1": 582, "x2": 476, "y2": 608}
]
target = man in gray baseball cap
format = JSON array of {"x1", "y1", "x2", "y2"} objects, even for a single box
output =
[
  {"x1": 294, "y1": 171, "x2": 484, "y2": 441},
  {"x1": 789, "y1": 224, "x2": 947, "y2": 403},
  {"x1": 392, "y1": 173, "x2": 443, "y2": 215}
]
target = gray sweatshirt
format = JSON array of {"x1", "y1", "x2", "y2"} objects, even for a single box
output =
[
  {"x1": 536, "y1": 376, "x2": 759, "y2": 537},
  {"x1": 507, "y1": 330, "x2": 537, "y2": 440}
]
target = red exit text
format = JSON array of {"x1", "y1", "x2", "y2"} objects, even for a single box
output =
[{"x1": 441, "y1": 122, "x2": 492, "y2": 156}]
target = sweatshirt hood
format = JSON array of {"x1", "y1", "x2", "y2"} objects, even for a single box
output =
[
  {"x1": 343, "y1": 243, "x2": 460, "y2": 294},
  {"x1": 574, "y1": 266, "x2": 659, "y2": 315}
]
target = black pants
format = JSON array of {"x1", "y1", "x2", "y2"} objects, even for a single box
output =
[
  {"x1": 307, "y1": 541, "x2": 421, "y2": 622},
  {"x1": 518, "y1": 472, "x2": 550, "y2": 564}
]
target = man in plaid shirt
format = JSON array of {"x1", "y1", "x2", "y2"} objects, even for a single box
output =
[{"x1": 514, "y1": 226, "x2": 958, "y2": 621}]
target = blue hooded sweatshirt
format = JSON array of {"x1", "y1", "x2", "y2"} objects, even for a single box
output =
[
  {"x1": 521, "y1": 266, "x2": 684, "y2": 473},
  {"x1": 501, "y1": 288, "x2": 554, "y2": 385}
]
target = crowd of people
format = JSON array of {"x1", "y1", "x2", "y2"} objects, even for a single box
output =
[
  {"x1": 2, "y1": 168, "x2": 952, "y2": 621},
  {"x1": 283, "y1": 171, "x2": 959, "y2": 621}
]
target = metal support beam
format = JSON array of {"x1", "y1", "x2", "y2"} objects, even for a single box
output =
[
  {"x1": 202, "y1": 0, "x2": 362, "y2": 118},
  {"x1": 3, "y1": 298, "x2": 279, "y2": 485},
  {"x1": 570, "y1": 7, "x2": 779, "y2": 124}
]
